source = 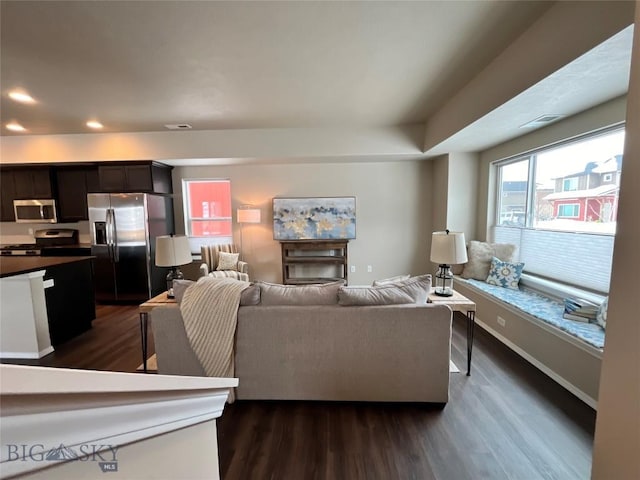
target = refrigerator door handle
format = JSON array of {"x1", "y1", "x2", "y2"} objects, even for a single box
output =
[
  {"x1": 111, "y1": 208, "x2": 119, "y2": 263},
  {"x1": 106, "y1": 208, "x2": 114, "y2": 261}
]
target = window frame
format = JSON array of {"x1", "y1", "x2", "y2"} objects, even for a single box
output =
[
  {"x1": 492, "y1": 125, "x2": 624, "y2": 295},
  {"x1": 182, "y1": 178, "x2": 233, "y2": 253}
]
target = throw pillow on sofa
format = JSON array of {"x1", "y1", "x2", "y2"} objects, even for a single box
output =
[
  {"x1": 216, "y1": 251, "x2": 239, "y2": 271},
  {"x1": 461, "y1": 240, "x2": 517, "y2": 281},
  {"x1": 257, "y1": 280, "x2": 344, "y2": 305},
  {"x1": 485, "y1": 257, "x2": 524, "y2": 290},
  {"x1": 393, "y1": 274, "x2": 432, "y2": 303},
  {"x1": 338, "y1": 284, "x2": 415, "y2": 306},
  {"x1": 173, "y1": 278, "x2": 260, "y2": 305},
  {"x1": 339, "y1": 274, "x2": 431, "y2": 305},
  {"x1": 372, "y1": 274, "x2": 411, "y2": 286}
]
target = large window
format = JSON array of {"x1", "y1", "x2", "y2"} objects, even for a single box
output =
[
  {"x1": 183, "y1": 179, "x2": 232, "y2": 251},
  {"x1": 495, "y1": 127, "x2": 625, "y2": 293}
]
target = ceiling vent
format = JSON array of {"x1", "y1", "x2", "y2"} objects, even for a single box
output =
[
  {"x1": 520, "y1": 114, "x2": 565, "y2": 129},
  {"x1": 164, "y1": 123, "x2": 193, "y2": 130}
]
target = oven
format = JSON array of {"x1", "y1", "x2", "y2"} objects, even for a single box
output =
[{"x1": 0, "y1": 229, "x2": 82, "y2": 256}]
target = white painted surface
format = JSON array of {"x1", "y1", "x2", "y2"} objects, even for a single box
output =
[
  {"x1": 0, "y1": 1, "x2": 549, "y2": 136},
  {"x1": 0, "y1": 271, "x2": 52, "y2": 359},
  {"x1": 424, "y1": 1, "x2": 634, "y2": 153},
  {"x1": 0, "y1": 365, "x2": 236, "y2": 479},
  {"x1": 20, "y1": 420, "x2": 221, "y2": 480},
  {"x1": 592, "y1": 2, "x2": 640, "y2": 477}
]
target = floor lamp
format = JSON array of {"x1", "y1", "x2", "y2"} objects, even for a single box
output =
[{"x1": 237, "y1": 205, "x2": 261, "y2": 260}]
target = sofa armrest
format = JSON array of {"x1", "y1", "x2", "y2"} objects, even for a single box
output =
[
  {"x1": 238, "y1": 261, "x2": 249, "y2": 275},
  {"x1": 150, "y1": 306, "x2": 205, "y2": 376},
  {"x1": 199, "y1": 262, "x2": 210, "y2": 278}
]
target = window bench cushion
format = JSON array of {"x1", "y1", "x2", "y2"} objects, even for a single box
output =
[{"x1": 455, "y1": 277, "x2": 605, "y2": 349}]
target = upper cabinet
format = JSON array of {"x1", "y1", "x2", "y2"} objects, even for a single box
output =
[
  {"x1": 0, "y1": 162, "x2": 172, "y2": 223},
  {"x1": 12, "y1": 168, "x2": 54, "y2": 199},
  {"x1": 98, "y1": 162, "x2": 173, "y2": 194},
  {"x1": 0, "y1": 167, "x2": 54, "y2": 222},
  {"x1": 55, "y1": 166, "x2": 99, "y2": 222}
]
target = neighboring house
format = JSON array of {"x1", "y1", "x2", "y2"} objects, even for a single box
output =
[{"x1": 544, "y1": 155, "x2": 622, "y2": 222}]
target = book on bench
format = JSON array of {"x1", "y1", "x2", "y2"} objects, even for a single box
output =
[{"x1": 563, "y1": 312, "x2": 593, "y2": 322}]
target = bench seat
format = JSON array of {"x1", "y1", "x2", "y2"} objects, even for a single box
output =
[{"x1": 455, "y1": 277, "x2": 605, "y2": 350}]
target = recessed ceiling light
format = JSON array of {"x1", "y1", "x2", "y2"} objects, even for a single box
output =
[
  {"x1": 86, "y1": 120, "x2": 103, "y2": 129},
  {"x1": 165, "y1": 123, "x2": 192, "y2": 130},
  {"x1": 8, "y1": 90, "x2": 36, "y2": 104},
  {"x1": 6, "y1": 122, "x2": 27, "y2": 132}
]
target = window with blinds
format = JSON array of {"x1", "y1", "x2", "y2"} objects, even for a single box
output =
[{"x1": 494, "y1": 127, "x2": 625, "y2": 294}]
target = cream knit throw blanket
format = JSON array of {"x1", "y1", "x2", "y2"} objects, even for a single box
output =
[{"x1": 180, "y1": 277, "x2": 249, "y2": 402}]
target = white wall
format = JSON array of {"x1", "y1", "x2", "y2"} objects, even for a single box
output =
[
  {"x1": 0, "y1": 221, "x2": 91, "y2": 245},
  {"x1": 173, "y1": 160, "x2": 434, "y2": 284},
  {"x1": 592, "y1": 2, "x2": 640, "y2": 477}
]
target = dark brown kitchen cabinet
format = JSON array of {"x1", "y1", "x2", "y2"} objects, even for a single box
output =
[
  {"x1": 12, "y1": 168, "x2": 54, "y2": 199},
  {"x1": 98, "y1": 162, "x2": 172, "y2": 193},
  {"x1": 0, "y1": 167, "x2": 54, "y2": 222},
  {"x1": 0, "y1": 169, "x2": 18, "y2": 221},
  {"x1": 55, "y1": 166, "x2": 99, "y2": 222}
]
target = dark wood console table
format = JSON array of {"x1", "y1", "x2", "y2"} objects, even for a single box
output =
[{"x1": 280, "y1": 240, "x2": 348, "y2": 285}]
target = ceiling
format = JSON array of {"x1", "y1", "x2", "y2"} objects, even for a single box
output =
[{"x1": 0, "y1": 1, "x2": 633, "y2": 159}]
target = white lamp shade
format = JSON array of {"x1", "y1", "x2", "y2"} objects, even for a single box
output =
[
  {"x1": 430, "y1": 231, "x2": 468, "y2": 264},
  {"x1": 155, "y1": 235, "x2": 192, "y2": 267},
  {"x1": 237, "y1": 207, "x2": 261, "y2": 224}
]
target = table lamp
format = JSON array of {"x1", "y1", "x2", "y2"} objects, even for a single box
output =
[
  {"x1": 155, "y1": 235, "x2": 192, "y2": 298},
  {"x1": 430, "y1": 230, "x2": 467, "y2": 297}
]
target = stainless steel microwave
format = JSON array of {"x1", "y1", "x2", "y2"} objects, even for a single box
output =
[{"x1": 13, "y1": 199, "x2": 58, "y2": 223}]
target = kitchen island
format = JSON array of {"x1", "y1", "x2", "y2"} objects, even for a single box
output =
[{"x1": 0, "y1": 256, "x2": 96, "y2": 358}]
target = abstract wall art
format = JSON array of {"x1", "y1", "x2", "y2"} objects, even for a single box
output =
[{"x1": 273, "y1": 197, "x2": 356, "y2": 240}]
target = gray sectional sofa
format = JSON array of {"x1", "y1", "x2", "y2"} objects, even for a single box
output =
[{"x1": 150, "y1": 277, "x2": 453, "y2": 404}]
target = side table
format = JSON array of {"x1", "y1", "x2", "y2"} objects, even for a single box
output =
[
  {"x1": 427, "y1": 288, "x2": 477, "y2": 376},
  {"x1": 139, "y1": 292, "x2": 177, "y2": 373}
]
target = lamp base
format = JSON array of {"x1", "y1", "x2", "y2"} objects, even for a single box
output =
[
  {"x1": 433, "y1": 288, "x2": 454, "y2": 297},
  {"x1": 166, "y1": 267, "x2": 184, "y2": 299}
]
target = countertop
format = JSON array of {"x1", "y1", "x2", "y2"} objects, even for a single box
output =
[{"x1": 0, "y1": 256, "x2": 94, "y2": 278}]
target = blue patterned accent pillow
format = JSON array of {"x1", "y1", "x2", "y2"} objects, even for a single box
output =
[{"x1": 486, "y1": 256, "x2": 524, "y2": 290}]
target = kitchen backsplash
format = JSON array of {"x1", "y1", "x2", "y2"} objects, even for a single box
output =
[{"x1": 0, "y1": 221, "x2": 91, "y2": 245}]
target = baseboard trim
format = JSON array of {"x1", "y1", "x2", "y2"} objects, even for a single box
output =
[
  {"x1": 0, "y1": 346, "x2": 54, "y2": 360},
  {"x1": 0, "y1": 351, "x2": 40, "y2": 360},
  {"x1": 475, "y1": 316, "x2": 598, "y2": 410}
]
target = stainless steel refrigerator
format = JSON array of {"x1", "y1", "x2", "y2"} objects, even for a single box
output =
[{"x1": 88, "y1": 193, "x2": 174, "y2": 303}]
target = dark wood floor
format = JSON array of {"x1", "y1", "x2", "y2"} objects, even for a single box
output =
[{"x1": 5, "y1": 307, "x2": 596, "y2": 479}]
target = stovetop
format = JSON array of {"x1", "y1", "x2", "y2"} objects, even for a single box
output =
[{"x1": 0, "y1": 244, "x2": 42, "y2": 256}]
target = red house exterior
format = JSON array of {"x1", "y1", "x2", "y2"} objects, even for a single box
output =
[{"x1": 544, "y1": 155, "x2": 621, "y2": 223}]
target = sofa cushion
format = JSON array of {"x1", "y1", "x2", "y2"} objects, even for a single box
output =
[
  {"x1": 173, "y1": 279, "x2": 259, "y2": 305},
  {"x1": 390, "y1": 274, "x2": 432, "y2": 303},
  {"x1": 372, "y1": 274, "x2": 410, "y2": 286},
  {"x1": 338, "y1": 285, "x2": 415, "y2": 305},
  {"x1": 258, "y1": 281, "x2": 343, "y2": 305},
  {"x1": 216, "y1": 251, "x2": 239, "y2": 271},
  {"x1": 461, "y1": 241, "x2": 517, "y2": 281},
  {"x1": 486, "y1": 256, "x2": 524, "y2": 290},
  {"x1": 173, "y1": 279, "x2": 194, "y2": 304}
]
